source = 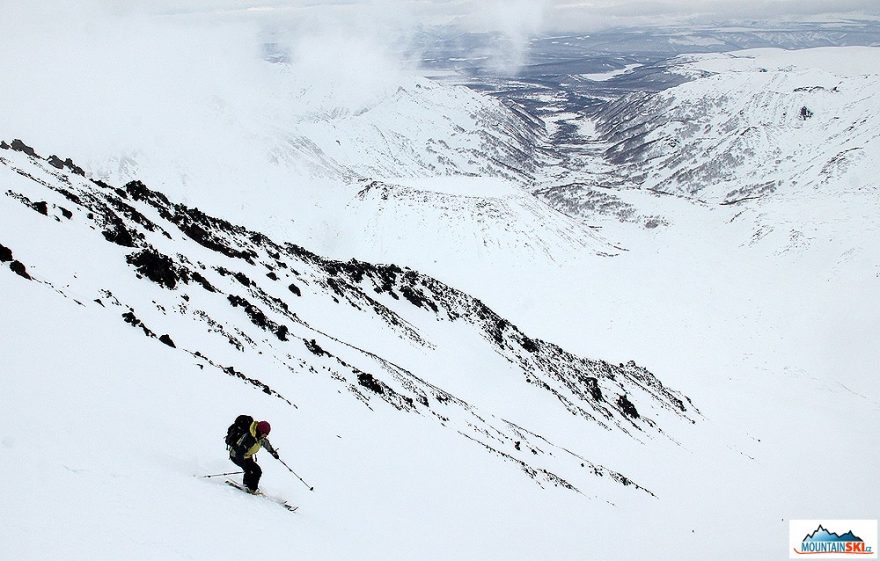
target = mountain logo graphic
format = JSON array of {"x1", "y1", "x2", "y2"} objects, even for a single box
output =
[{"x1": 794, "y1": 524, "x2": 875, "y2": 556}]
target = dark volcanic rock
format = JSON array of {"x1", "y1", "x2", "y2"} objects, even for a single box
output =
[
  {"x1": 63, "y1": 158, "x2": 85, "y2": 176},
  {"x1": 520, "y1": 336, "x2": 539, "y2": 353},
  {"x1": 233, "y1": 271, "x2": 252, "y2": 287},
  {"x1": 101, "y1": 215, "x2": 138, "y2": 247},
  {"x1": 126, "y1": 249, "x2": 181, "y2": 289},
  {"x1": 227, "y1": 294, "x2": 284, "y2": 338},
  {"x1": 357, "y1": 372, "x2": 385, "y2": 395},
  {"x1": 122, "y1": 311, "x2": 155, "y2": 337},
  {"x1": 9, "y1": 260, "x2": 31, "y2": 279},
  {"x1": 617, "y1": 394, "x2": 639, "y2": 419},
  {"x1": 583, "y1": 377, "x2": 603, "y2": 401},
  {"x1": 173, "y1": 206, "x2": 256, "y2": 262},
  {"x1": 190, "y1": 271, "x2": 217, "y2": 293},
  {"x1": 10, "y1": 139, "x2": 38, "y2": 157},
  {"x1": 304, "y1": 338, "x2": 328, "y2": 357}
]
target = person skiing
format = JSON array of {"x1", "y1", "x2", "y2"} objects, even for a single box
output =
[{"x1": 227, "y1": 418, "x2": 279, "y2": 494}]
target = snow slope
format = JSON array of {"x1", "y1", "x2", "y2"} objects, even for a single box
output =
[
  {"x1": 0, "y1": 12, "x2": 561, "y2": 276},
  {"x1": 0, "y1": 141, "x2": 726, "y2": 560},
  {"x1": 342, "y1": 177, "x2": 620, "y2": 274},
  {"x1": 0, "y1": 51, "x2": 546, "y2": 215},
  {"x1": 302, "y1": 46, "x2": 880, "y2": 560},
  {"x1": 2, "y1": 36, "x2": 879, "y2": 561},
  {"x1": 558, "y1": 47, "x2": 880, "y2": 253},
  {"x1": 610, "y1": 47, "x2": 880, "y2": 208}
]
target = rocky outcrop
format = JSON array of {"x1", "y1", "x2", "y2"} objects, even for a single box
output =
[{"x1": 0, "y1": 139, "x2": 698, "y2": 495}]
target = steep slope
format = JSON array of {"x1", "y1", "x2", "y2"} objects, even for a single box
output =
[
  {"x1": 3, "y1": 267, "x2": 653, "y2": 561},
  {"x1": 36, "y1": 76, "x2": 550, "y2": 214},
  {"x1": 339, "y1": 176, "x2": 622, "y2": 273},
  {"x1": 593, "y1": 47, "x2": 880, "y2": 202},
  {"x1": 536, "y1": 46, "x2": 880, "y2": 256},
  {"x1": 0, "y1": 139, "x2": 694, "y2": 501},
  {"x1": 2, "y1": 41, "x2": 878, "y2": 561},
  {"x1": 285, "y1": 79, "x2": 550, "y2": 183}
]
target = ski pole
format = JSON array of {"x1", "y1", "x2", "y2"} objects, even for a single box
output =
[
  {"x1": 201, "y1": 471, "x2": 244, "y2": 479},
  {"x1": 276, "y1": 457, "x2": 314, "y2": 491}
]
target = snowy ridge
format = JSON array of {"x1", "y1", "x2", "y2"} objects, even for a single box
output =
[
  {"x1": 537, "y1": 47, "x2": 880, "y2": 255},
  {"x1": 0, "y1": 139, "x2": 694, "y2": 497},
  {"x1": 288, "y1": 80, "x2": 550, "y2": 183},
  {"x1": 595, "y1": 48, "x2": 880, "y2": 203},
  {"x1": 82, "y1": 77, "x2": 551, "y2": 207},
  {"x1": 345, "y1": 178, "x2": 622, "y2": 266}
]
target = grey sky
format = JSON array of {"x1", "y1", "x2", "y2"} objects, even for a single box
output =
[
  {"x1": 10, "y1": 1, "x2": 878, "y2": 32},
  {"x1": 4, "y1": 0, "x2": 878, "y2": 103}
]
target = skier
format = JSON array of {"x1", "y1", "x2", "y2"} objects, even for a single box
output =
[{"x1": 226, "y1": 417, "x2": 279, "y2": 494}]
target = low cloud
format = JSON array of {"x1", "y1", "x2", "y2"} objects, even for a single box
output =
[
  {"x1": 2, "y1": 0, "x2": 877, "y2": 162},
  {"x1": 0, "y1": 3, "x2": 419, "y2": 164}
]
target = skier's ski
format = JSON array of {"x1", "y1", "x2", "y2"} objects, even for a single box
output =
[{"x1": 224, "y1": 480, "x2": 298, "y2": 512}]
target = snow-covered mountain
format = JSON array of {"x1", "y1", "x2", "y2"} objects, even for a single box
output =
[
  {"x1": 2, "y1": 20, "x2": 879, "y2": 561},
  {"x1": 19, "y1": 74, "x2": 549, "y2": 212},
  {"x1": 538, "y1": 47, "x2": 880, "y2": 256},
  {"x1": 0, "y1": 139, "x2": 693, "y2": 498},
  {"x1": 284, "y1": 79, "x2": 549, "y2": 183},
  {"x1": 343, "y1": 176, "x2": 621, "y2": 269},
  {"x1": 592, "y1": 48, "x2": 879, "y2": 202}
]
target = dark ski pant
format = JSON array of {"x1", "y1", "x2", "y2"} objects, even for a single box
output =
[{"x1": 230, "y1": 454, "x2": 262, "y2": 491}]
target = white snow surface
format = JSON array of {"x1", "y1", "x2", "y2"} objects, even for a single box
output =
[
  {"x1": 0, "y1": 146, "x2": 691, "y2": 561},
  {"x1": 579, "y1": 64, "x2": 641, "y2": 81},
  {"x1": 1, "y1": 31, "x2": 879, "y2": 561}
]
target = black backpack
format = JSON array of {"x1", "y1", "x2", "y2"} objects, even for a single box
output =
[{"x1": 224, "y1": 414, "x2": 253, "y2": 448}]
